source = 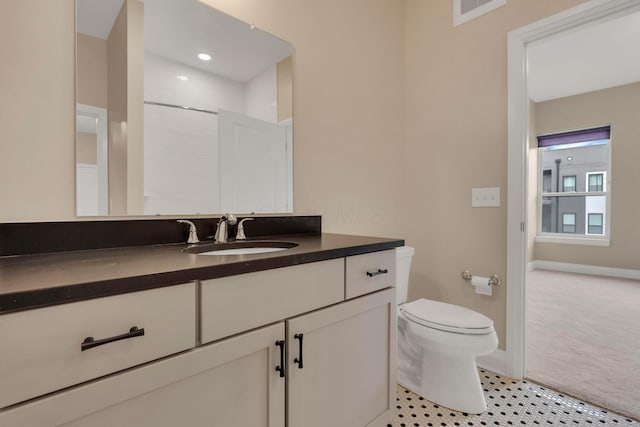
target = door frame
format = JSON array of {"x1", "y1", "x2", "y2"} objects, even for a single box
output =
[{"x1": 505, "y1": 0, "x2": 640, "y2": 379}]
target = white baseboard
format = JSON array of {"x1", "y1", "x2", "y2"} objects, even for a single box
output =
[
  {"x1": 529, "y1": 260, "x2": 640, "y2": 280},
  {"x1": 476, "y1": 349, "x2": 506, "y2": 377}
]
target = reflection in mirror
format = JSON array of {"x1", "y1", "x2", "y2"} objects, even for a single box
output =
[
  {"x1": 76, "y1": 0, "x2": 294, "y2": 216},
  {"x1": 76, "y1": 104, "x2": 109, "y2": 216}
]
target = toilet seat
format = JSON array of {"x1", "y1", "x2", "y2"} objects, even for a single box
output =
[{"x1": 400, "y1": 298, "x2": 494, "y2": 335}]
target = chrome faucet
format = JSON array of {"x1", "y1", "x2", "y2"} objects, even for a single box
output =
[
  {"x1": 177, "y1": 220, "x2": 199, "y2": 244},
  {"x1": 235, "y1": 218, "x2": 254, "y2": 240},
  {"x1": 214, "y1": 214, "x2": 238, "y2": 243}
]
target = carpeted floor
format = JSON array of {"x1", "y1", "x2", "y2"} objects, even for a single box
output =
[{"x1": 526, "y1": 269, "x2": 640, "y2": 421}]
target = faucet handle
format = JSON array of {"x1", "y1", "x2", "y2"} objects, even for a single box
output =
[
  {"x1": 235, "y1": 218, "x2": 254, "y2": 240},
  {"x1": 221, "y1": 213, "x2": 237, "y2": 225},
  {"x1": 177, "y1": 220, "x2": 200, "y2": 244}
]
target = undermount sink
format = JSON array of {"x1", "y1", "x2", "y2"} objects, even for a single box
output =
[{"x1": 183, "y1": 241, "x2": 298, "y2": 256}]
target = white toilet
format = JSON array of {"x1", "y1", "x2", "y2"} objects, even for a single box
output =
[{"x1": 395, "y1": 246, "x2": 498, "y2": 414}]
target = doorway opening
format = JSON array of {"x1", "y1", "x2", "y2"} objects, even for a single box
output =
[{"x1": 506, "y1": 0, "x2": 640, "y2": 420}]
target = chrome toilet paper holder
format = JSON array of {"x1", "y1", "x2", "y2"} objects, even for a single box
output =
[{"x1": 461, "y1": 270, "x2": 501, "y2": 287}]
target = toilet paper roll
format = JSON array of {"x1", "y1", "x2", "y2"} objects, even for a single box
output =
[{"x1": 471, "y1": 276, "x2": 492, "y2": 296}]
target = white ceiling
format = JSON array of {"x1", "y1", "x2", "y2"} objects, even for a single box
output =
[
  {"x1": 76, "y1": 0, "x2": 292, "y2": 83},
  {"x1": 76, "y1": 0, "x2": 124, "y2": 40},
  {"x1": 527, "y1": 10, "x2": 640, "y2": 102}
]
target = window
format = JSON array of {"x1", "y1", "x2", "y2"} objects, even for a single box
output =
[
  {"x1": 562, "y1": 213, "x2": 576, "y2": 233},
  {"x1": 537, "y1": 126, "x2": 610, "y2": 243},
  {"x1": 588, "y1": 172, "x2": 604, "y2": 192},
  {"x1": 588, "y1": 213, "x2": 603, "y2": 235},
  {"x1": 563, "y1": 175, "x2": 576, "y2": 192}
]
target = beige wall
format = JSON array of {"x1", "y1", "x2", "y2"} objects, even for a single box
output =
[
  {"x1": 107, "y1": 2, "x2": 129, "y2": 216},
  {"x1": 126, "y1": 0, "x2": 144, "y2": 215},
  {"x1": 0, "y1": 0, "x2": 76, "y2": 221},
  {"x1": 107, "y1": 0, "x2": 144, "y2": 216},
  {"x1": 76, "y1": 33, "x2": 108, "y2": 109},
  {"x1": 403, "y1": 0, "x2": 586, "y2": 348},
  {"x1": 277, "y1": 56, "x2": 293, "y2": 122},
  {"x1": 533, "y1": 82, "x2": 640, "y2": 270}
]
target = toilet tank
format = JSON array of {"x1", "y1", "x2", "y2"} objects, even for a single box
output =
[{"x1": 395, "y1": 246, "x2": 415, "y2": 304}]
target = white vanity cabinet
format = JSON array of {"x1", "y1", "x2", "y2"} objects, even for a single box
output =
[
  {"x1": 0, "y1": 283, "x2": 197, "y2": 409},
  {"x1": 200, "y1": 258, "x2": 345, "y2": 344},
  {"x1": 0, "y1": 323, "x2": 285, "y2": 427},
  {"x1": 287, "y1": 288, "x2": 396, "y2": 427},
  {"x1": 0, "y1": 248, "x2": 397, "y2": 427}
]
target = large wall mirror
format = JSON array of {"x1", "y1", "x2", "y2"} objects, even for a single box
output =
[{"x1": 76, "y1": 0, "x2": 294, "y2": 216}]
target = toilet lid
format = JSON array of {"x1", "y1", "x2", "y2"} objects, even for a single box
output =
[{"x1": 400, "y1": 299, "x2": 495, "y2": 335}]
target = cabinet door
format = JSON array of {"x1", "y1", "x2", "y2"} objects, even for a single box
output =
[
  {"x1": 287, "y1": 288, "x2": 396, "y2": 427},
  {"x1": 0, "y1": 323, "x2": 285, "y2": 427}
]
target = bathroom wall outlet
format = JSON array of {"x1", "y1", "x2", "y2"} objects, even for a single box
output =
[{"x1": 472, "y1": 187, "x2": 500, "y2": 207}]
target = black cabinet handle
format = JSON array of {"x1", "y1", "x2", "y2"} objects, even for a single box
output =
[
  {"x1": 81, "y1": 326, "x2": 145, "y2": 352},
  {"x1": 294, "y1": 333, "x2": 304, "y2": 369},
  {"x1": 275, "y1": 340, "x2": 286, "y2": 378},
  {"x1": 366, "y1": 268, "x2": 388, "y2": 277}
]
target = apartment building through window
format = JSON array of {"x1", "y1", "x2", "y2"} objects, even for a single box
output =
[
  {"x1": 562, "y1": 213, "x2": 576, "y2": 233},
  {"x1": 588, "y1": 213, "x2": 604, "y2": 235},
  {"x1": 563, "y1": 175, "x2": 576, "y2": 192},
  {"x1": 537, "y1": 126, "x2": 610, "y2": 242},
  {"x1": 588, "y1": 172, "x2": 605, "y2": 192}
]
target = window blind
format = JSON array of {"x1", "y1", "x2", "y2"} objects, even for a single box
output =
[{"x1": 537, "y1": 126, "x2": 610, "y2": 147}]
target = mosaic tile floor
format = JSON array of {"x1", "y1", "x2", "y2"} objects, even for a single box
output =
[{"x1": 389, "y1": 369, "x2": 639, "y2": 426}]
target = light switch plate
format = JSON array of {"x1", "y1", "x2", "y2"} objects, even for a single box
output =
[{"x1": 472, "y1": 187, "x2": 500, "y2": 207}]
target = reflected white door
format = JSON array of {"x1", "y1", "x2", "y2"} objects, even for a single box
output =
[
  {"x1": 218, "y1": 109, "x2": 291, "y2": 213},
  {"x1": 76, "y1": 164, "x2": 98, "y2": 216},
  {"x1": 76, "y1": 104, "x2": 108, "y2": 216}
]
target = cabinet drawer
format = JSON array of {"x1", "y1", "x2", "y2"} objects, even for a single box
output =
[
  {"x1": 0, "y1": 323, "x2": 285, "y2": 427},
  {"x1": 0, "y1": 283, "x2": 196, "y2": 409},
  {"x1": 346, "y1": 250, "x2": 396, "y2": 299},
  {"x1": 201, "y1": 258, "x2": 344, "y2": 344}
]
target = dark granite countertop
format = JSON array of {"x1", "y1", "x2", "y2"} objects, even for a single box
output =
[{"x1": 0, "y1": 233, "x2": 403, "y2": 314}]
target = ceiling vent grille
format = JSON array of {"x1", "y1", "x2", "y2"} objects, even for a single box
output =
[{"x1": 454, "y1": 0, "x2": 506, "y2": 26}]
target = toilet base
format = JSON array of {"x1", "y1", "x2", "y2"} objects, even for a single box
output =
[{"x1": 399, "y1": 348, "x2": 487, "y2": 415}]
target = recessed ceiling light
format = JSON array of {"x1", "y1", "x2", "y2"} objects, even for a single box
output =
[
  {"x1": 198, "y1": 53, "x2": 212, "y2": 61},
  {"x1": 176, "y1": 75, "x2": 189, "y2": 81},
  {"x1": 567, "y1": 156, "x2": 573, "y2": 161}
]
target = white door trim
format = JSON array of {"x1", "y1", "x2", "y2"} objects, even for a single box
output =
[{"x1": 506, "y1": 0, "x2": 640, "y2": 379}]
